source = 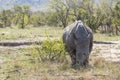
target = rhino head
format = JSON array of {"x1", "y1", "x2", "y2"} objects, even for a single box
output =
[{"x1": 73, "y1": 21, "x2": 91, "y2": 66}]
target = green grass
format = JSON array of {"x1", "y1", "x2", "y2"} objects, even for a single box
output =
[
  {"x1": 0, "y1": 26, "x2": 120, "y2": 41},
  {"x1": 94, "y1": 33, "x2": 120, "y2": 41},
  {"x1": 0, "y1": 26, "x2": 63, "y2": 41}
]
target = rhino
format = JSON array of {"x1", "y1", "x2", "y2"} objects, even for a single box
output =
[{"x1": 62, "y1": 20, "x2": 93, "y2": 68}]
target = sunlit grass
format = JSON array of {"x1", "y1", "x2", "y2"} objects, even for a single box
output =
[
  {"x1": 0, "y1": 26, "x2": 63, "y2": 41},
  {"x1": 94, "y1": 33, "x2": 120, "y2": 41},
  {"x1": 0, "y1": 26, "x2": 120, "y2": 42}
]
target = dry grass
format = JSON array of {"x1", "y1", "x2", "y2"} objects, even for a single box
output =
[
  {"x1": 0, "y1": 27, "x2": 120, "y2": 80},
  {"x1": 1, "y1": 53, "x2": 120, "y2": 80},
  {"x1": 92, "y1": 57, "x2": 106, "y2": 68}
]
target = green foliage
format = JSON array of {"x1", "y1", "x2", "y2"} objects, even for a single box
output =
[
  {"x1": 24, "y1": 14, "x2": 29, "y2": 25},
  {"x1": 112, "y1": 1, "x2": 120, "y2": 26},
  {"x1": 30, "y1": 12, "x2": 45, "y2": 27},
  {"x1": 0, "y1": 9, "x2": 13, "y2": 27},
  {"x1": 47, "y1": 12, "x2": 59, "y2": 27},
  {"x1": 0, "y1": 1, "x2": 120, "y2": 35},
  {"x1": 50, "y1": 0, "x2": 70, "y2": 28},
  {"x1": 13, "y1": 5, "x2": 31, "y2": 29},
  {"x1": 31, "y1": 39, "x2": 67, "y2": 62},
  {"x1": 30, "y1": 14, "x2": 40, "y2": 27}
]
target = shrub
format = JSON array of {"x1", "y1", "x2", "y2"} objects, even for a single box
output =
[{"x1": 31, "y1": 39, "x2": 67, "y2": 62}]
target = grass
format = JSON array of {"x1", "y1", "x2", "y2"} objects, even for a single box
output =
[
  {"x1": 0, "y1": 47, "x2": 120, "y2": 80},
  {"x1": 94, "y1": 33, "x2": 120, "y2": 41},
  {"x1": 0, "y1": 26, "x2": 120, "y2": 80},
  {"x1": 0, "y1": 26, "x2": 120, "y2": 41},
  {"x1": 0, "y1": 26, "x2": 63, "y2": 41},
  {"x1": 0, "y1": 39, "x2": 120, "y2": 80}
]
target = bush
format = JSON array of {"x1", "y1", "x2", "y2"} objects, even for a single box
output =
[{"x1": 31, "y1": 39, "x2": 67, "y2": 62}]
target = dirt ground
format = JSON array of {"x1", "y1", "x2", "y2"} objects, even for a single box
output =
[
  {"x1": 0, "y1": 39, "x2": 120, "y2": 80},
  {"x1": 0, "y1": 39, "x2": 120, "y2": 63},
  {"x1": 92, "y1": 41, "x2": 120, "y2": 62}
]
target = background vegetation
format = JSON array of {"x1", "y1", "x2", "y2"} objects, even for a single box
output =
[{"x1": 0, "y1": 0, "x2": 120, "y2": 35}]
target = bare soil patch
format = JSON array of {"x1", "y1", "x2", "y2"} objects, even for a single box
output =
[{"x1": 92, "y1": 41, "x2": 120, "y2": 62}]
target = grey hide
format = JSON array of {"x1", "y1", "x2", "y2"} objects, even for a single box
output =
[{"x1": 62, "y1": 20, "x2": 93, "y2": 67}]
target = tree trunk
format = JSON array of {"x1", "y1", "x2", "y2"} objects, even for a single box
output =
[
  {"x1": 115, "y1": 26, "x2": 119, "y2": 35},
  {"x1": 62, "y1": 20, "x2": 67, "y2": 28},
  {"x1": 21, "y1": 13, "x2": 25, "y2": 29}
]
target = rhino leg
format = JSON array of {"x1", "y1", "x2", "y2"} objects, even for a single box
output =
[
  {"x1": 76, "y1": 52, "x2": 84, "y2": 66},
  {"x1": 83, "y1": 54, "x2": 89, "y2": 67},
  {"x1": 89, "y1": 34, "x2": 93, "y2": 53},
  {"x1": 69, "y1": 49, "x2": 76, "y2": 66},
  {"x1": 82, "y1": 34, "x2": 93, "y2": 67}
]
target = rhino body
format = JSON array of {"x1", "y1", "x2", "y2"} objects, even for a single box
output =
[{"x1": 62, "y1": 20, "x2": 93, "y2": 67}]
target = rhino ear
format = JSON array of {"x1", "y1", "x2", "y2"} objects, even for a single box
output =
[{"x1": 74, "y1": 25, "x2": 90, "y2": 40}]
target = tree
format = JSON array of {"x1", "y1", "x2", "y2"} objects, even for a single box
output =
[
  {"x1": 0, "y1": 9, "x2": 13, "y2": 27},
  {"x1": 49, "y1": 0, "x2": 102, "y2": 32},
  {"x1": 13, "y1": 5, "x2": 31, "y2": 29},
  {"x1": 112, "y1": 0, "x2": 120, "y2": 35},
  {"x1": 50, "y1": 0, "x2": 70, "y2": 28},
  {"x1": 47, "y1": 12, "x2": 59, "y2": 27},
  {"x1": 97, "y1": 0, "x2": 116, "y2": 34},
  {"x1": 30, "y1": 11, "x2": 46, "y2": 27}
]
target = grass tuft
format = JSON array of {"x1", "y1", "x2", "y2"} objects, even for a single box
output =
[{"x1": 92, "y1": 57, "x2": 107, "y2": 68}]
